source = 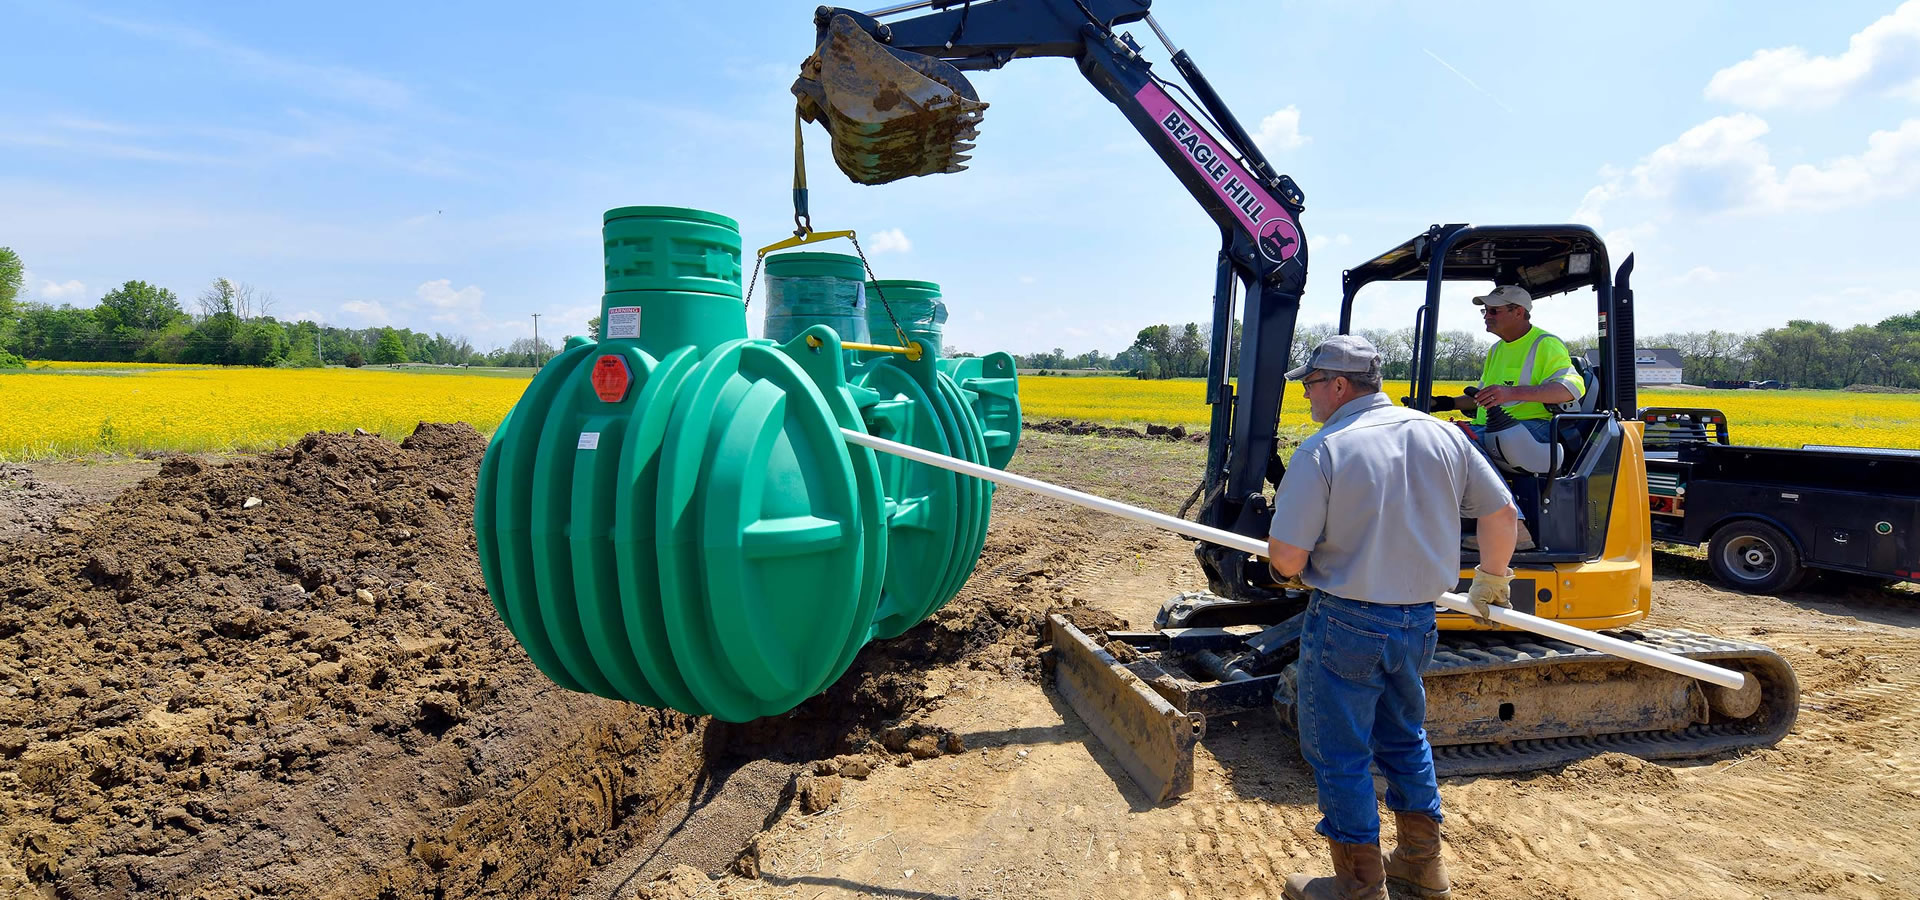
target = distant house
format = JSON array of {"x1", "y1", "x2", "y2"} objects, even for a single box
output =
[{"x1": 1584, "y1": 347, "x2": 1685, "y2": 385}]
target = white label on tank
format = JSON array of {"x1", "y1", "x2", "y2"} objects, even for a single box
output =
[
  {"x1": 606, "y1": 306, "x2": 641, "y2": 339},
  {"x1": 577, "y1": 432, "x2": 600, "y2": 450}
]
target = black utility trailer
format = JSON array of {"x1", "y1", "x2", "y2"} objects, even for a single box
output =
[{"x1": 1642, "y1": 407, "x2": 1920, "y2": 593}]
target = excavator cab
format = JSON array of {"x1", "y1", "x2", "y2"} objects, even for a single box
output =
[{"x1": 1340, "y1": 224, "x2": 1637, "y2": 564}]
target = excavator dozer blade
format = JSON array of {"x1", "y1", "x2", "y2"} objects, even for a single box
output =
[
  {"x1": 1048, "y1": 614, "x2": 1202, "y2": 804},
  {"x1": 793, "y1": 13, "x2": 988, "y2": 185}
]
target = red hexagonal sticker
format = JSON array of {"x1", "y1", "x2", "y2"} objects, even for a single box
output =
[{"x1": 591, "y1": 355, "x2": 631, "y2": 403}]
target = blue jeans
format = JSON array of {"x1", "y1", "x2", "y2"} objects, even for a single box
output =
[{"x1": 1296, "y1": 591, "x2": 1443, "y2": 844}]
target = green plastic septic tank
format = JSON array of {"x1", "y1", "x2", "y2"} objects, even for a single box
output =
[
  {"x1": 476, "y1": 206, "x2": 881, "y2": 723},
  {"x1": 763, "y1": 252, "x2": 870, "y2": 345}
]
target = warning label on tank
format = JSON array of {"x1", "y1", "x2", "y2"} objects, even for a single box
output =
[
  {"x1": 577, "y1": 432, "x2": 600, "y2": 450},
  {"x1": 606, "y1": 306, "x2": 641, "y2": 339}
]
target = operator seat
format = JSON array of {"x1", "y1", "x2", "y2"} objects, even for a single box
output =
[{"x1": 1568, "y1": 355, "x2": 1599, "y2": 414}]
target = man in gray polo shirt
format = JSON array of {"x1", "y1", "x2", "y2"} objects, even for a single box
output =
[{"x1": 1270, "y1": 335, "x2": 1521, "y2": 900}]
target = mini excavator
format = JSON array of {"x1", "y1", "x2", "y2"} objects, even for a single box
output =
[{"x1": 793, "y1": 0, "x2": 1800, "y2": 800}]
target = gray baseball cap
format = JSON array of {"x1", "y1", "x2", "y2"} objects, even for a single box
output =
[{"x1": 1285, "y1": 334, "x2": 1381, "y2": 380}]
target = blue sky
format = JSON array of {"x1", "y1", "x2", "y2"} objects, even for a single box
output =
[{"x1": 6, "y1": 0, "x2": 1920, "y2": 356}]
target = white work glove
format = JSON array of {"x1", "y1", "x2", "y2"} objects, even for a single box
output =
[{"x1": 1467, "y1": 565, "x2": 1514, "y2": 626}]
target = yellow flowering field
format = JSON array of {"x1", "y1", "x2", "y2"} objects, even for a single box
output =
[
  {"x1": 6, "y1": 363, "x2": 1917, "y2": 460},
  {"x1": 1020, "y1": 376, "x2": 1920, "y2": 451},
  {"x1": 0, "y1": 364, "x2": 531, "y2": 460}
]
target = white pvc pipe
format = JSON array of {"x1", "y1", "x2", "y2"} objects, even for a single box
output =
[{"x1": 840, "y1": 428, "x2": 1753, "y2": 693}]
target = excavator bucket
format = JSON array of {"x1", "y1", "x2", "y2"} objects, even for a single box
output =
[{"x1": 793, "y1": 13, "x2": 987, "y2": 185}]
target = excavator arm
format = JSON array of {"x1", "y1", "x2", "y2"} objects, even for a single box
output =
[{"x1": 796, "y1": 1, "x2": 1309, "y2": 602}]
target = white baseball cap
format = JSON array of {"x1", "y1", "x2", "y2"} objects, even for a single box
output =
[{"x1": 1471, "y1": 285, "x2": 1533, "y2": 311}]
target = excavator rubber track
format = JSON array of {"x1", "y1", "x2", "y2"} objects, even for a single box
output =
[
  {"x1": 1278, "y1": 627, "x2": 1801, "y2": 777},
  {"x1": 1055, "y1": 618, "x2": 1800, "y2": 798}
]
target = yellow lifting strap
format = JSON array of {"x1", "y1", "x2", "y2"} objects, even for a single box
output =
[{"x1": 741, "y1": 107, "x2": 914, "y2": 353}]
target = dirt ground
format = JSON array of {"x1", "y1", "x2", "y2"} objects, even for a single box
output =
[{"x1": 4, "y1": 429, "x2": 1917, "y2": 899}]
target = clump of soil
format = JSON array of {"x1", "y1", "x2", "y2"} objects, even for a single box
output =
[
  {"x1": 0, "y1": 463, "x2": 87, "y2": 544},
  {"x1": 1025, "y1": 419, "x2": 1208, "y2": 443},
  {"x1": 1548, "y1": 752, "x2": 1680, "y2": 791},
  {"x1": 0, "y1": 425, "x2": 713, "y2": 899}
]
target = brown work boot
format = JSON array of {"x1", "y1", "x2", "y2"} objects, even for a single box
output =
[
  {"x1": 1384, "y1": 812, "x2": 1452, "y2": 898},
  {"x1": 1283, "y1": 839, "x2": 1387, "y2": 900}
]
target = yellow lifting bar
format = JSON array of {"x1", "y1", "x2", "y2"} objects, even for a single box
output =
[
  {"x1": 756, "y1": 229, "x2": 856, "y2": 257},
  {"x1": 805, "y1": 332, "x2": 923, "y2": 361}
]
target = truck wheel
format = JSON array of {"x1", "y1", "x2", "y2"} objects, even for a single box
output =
[{"x1": 1708, "y1": 521, "x2": 1807, "y2": 594}]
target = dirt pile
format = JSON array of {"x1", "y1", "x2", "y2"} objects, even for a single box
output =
[
  {"x1": 1, "y1": 427, "x2": 1098, "y2": 899},
  {"x1": 0, "y1": 425, "x2": 716, "y2": 900},
  {"x1": 1025, "y1": 419, "x2": 1208, "y2": 443},
  {"x1": 1843, "y1": 384, "x2": 1920, "y2": 393}
]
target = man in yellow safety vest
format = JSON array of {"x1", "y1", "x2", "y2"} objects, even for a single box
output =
[
  {"x1": 1419, "y1": 284, "x2": 1584, "y2": 447},
  {"x1": 1410, "y1": 285, "x2": 1584, "y2": 550}
]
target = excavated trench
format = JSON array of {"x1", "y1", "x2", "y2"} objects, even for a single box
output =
[{"x1": 0, "y1": 424, "x2": 1103, "y2": 900}]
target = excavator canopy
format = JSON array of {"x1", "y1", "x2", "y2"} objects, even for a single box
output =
[{"x1": 792, "y1": 13, "x2": 987, "y2": 185}]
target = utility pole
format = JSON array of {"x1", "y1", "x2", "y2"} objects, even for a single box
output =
[{"x1": 531, "y1": 313, "x2": 542, "y2": 368}]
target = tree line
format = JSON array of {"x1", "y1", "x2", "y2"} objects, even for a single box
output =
[
  {"x1": 7, "y1": 245, "x2": 1916, "y2": 386},
  {"x1": 1017, "y1": 312, "x2": 1920, "y2": 389},
  {"x1": 0, "y1": 247, "x2": 560, "y2": 369}
]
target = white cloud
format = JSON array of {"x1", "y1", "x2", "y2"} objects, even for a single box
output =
[
  {"x1": 415, "y1": 278, "x2": 484, "y2": 322},
  {"x1": 38, "y1": 278, "x2": 87, "y2": 300},
  {"x1": 1705, "y1": 1, "x2": 1920, "y2": 109},
  {"x1": 1627, "y1": 114, "x2": 1781, "y2": 214},
  {"x1": 866, "y1": 228, "x2": 912, "y2": 254},
  {"x1": 340, "y1": 299, "x2": 390, "y2": 324},
  {"x1": 1253, "y1": 106, "x2": 1309, "y2": 153},
  {"x1": 289, "y1": 308, "x2": 324, "y2": 323},
  {"x1": 1583, "y1": 114, "x2": 1920, "y2": 220},
  {"x1": 1571, "y1": 183, "x2": 1614, "y2": 229}
]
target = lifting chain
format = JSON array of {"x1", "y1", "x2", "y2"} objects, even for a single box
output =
[{"x1": 744, "y1": 106, "x2": 913, "y2": 352}]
